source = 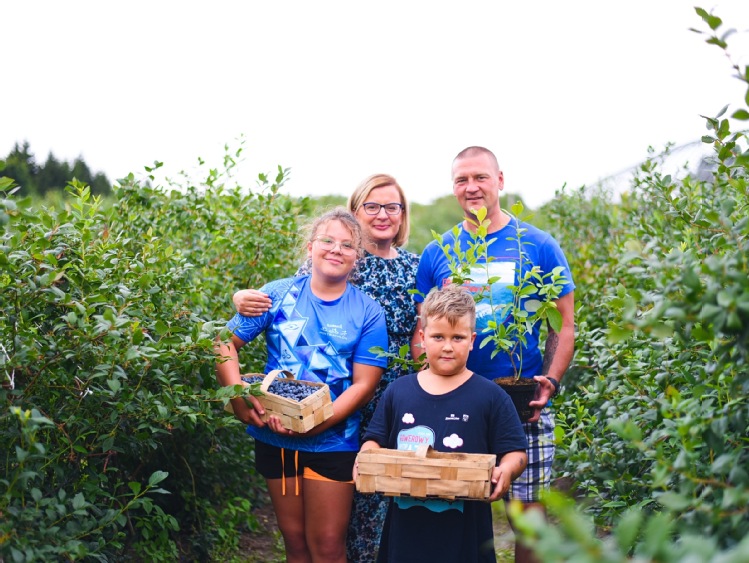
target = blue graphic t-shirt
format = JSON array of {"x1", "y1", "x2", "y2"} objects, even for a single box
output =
[
  {"x1": 227, "y1": 275, "x2": 388, "y2": 452},
  {"x1": 416, "y1": 218, "x2": 575, "y2": 379}
]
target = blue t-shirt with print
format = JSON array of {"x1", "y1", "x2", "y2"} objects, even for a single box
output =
[
  {"x1": 416, "y1": 218, "x2": 575, "y2": 379},
  {"x1": 227, "y1": 275, "x2": 388, "y2": 452}
]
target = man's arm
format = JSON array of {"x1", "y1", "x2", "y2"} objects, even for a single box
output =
[
  {"x1": 528, "y1": 291, "x2": 575, "y2": 421},
  {"x1": 542, "y1": 291, "x2": 575, "y2": 382}
]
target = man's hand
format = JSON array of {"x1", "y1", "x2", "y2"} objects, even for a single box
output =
[{"x1": 527, "y1": 376, "x2": 556, "y2": 423}]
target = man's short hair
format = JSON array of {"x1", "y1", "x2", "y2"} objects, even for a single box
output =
[
  {"x1": 421, "y1": 284, "x2": 476, "y2": 330},
  {"x1": 453, "y1": 146, "x2": 500, "y2": 172}
]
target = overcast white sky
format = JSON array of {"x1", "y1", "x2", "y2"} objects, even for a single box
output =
[{"x1": 4, "y1": 1, "x2": 749, "y2": 207}]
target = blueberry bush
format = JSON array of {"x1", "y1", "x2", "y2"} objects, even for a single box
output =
[
  {"x1": 1, "y1": 144, "x2": 311, "y2": 561},
  {"x1": 511, "y1": 8, "x2": 749, "y2": 561}
]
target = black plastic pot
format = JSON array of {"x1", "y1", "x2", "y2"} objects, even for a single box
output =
[{"x1": 494, "y1": 377, "x2": 539, "y2": 423}]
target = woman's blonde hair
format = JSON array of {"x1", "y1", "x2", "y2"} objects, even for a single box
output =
[{"x1": 347, "y1": 173, "x2": 411, "y2": 248}]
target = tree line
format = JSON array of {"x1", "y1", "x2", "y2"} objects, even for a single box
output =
[{"x1": 2, "y1": 141, "x2": 111, "y2": 197}]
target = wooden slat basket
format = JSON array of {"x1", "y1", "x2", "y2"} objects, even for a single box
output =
[
  {"x1": 225, "y1": 370, "x2": 333, "y2": 433},
  {"x1": 355, "y1": 445, "x2": 496, "y2": 501}
]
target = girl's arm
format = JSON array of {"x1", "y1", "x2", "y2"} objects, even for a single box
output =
[{"x1": 214, "y1": 333, "x2": 266, "y2": 426}]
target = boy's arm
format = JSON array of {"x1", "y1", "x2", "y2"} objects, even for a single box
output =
[
  {"x1": 360, "y1": 439, "x2": 381, "y2": 452},
  {"x1": 488, "y1": 450, "x2": 528, "y2": 501}
]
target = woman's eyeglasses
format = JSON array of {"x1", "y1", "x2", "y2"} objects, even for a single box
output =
[
  {"x1": 360, "y1": 202, "x2": 403, "y2": 215},
  {"x1": 314, "y1": 235, "x2": 358, "y2": 256}
]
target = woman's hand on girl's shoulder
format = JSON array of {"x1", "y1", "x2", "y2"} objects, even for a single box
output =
[{"x1": 233, "y1": 289, "x2": 272, "y2": 317}]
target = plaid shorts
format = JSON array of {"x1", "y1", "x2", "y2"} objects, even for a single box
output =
[{"x1": 508, "y1": 408, "x2": 555, "y2": 503}]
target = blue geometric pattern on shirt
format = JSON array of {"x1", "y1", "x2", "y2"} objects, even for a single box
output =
[
  {"x1": 230, "y1": 275, "x2": 387, "y2": 453},
  {"x1": 268, "y1": 286, "x2": 349, "y2": 390}
]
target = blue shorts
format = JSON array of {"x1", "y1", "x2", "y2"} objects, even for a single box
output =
[{"x1": 508, "y1": 408, "x2": 555, "y2": 503}]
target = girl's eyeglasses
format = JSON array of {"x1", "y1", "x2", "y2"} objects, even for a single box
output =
[{"x1": 314, "y1": 235, "x2": 357, "y2": 256}]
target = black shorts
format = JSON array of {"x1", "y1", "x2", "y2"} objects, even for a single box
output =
[{"x1": 254, "y1": 440, "x2": 357, "y2": 483}]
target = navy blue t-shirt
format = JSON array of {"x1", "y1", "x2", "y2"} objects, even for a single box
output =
[{"x1": 364, "y1": 372, "x2": 527, "y2": 562}]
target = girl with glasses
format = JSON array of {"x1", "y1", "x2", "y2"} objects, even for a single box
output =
[
  {"x1": 233, "y1": 174, "x2": 420, "y2": 562},
  {"x1": 216, "y1": 207, "x2": 388, "y2": 563}
]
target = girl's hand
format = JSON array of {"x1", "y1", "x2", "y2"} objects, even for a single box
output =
[
  {"x1": 267, "y1": 415, "x2": 296, "y2": 436},
  {"x1": 231, "y1": 395, "x2": 267, "y2": 427}
]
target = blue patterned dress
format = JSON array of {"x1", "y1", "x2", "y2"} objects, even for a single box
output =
[{"x1": 298, "y1": 247, "x2": 419, "y2": 561}]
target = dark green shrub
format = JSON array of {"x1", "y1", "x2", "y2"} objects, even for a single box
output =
[
  {"x1": 513, "y1": 7, "x2": 749, "y2": 560},
  {"x1": 1, "y1": 146, "x2": 311, "y2": 561}
]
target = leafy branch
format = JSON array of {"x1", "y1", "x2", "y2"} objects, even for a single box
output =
[{"x1": 436, "y1": 202, "x2": 567, "y2": 378}]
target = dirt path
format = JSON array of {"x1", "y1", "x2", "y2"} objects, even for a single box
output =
[{"x1": 238, "y1": 497, "x2": 516, "y2": 562}]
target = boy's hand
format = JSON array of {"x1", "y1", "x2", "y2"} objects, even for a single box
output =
[
  {"x1": 489, "y1": 465, "x2": 512, "y2": 500},
  {"x1": 355, "y1": 441, "x2": 381, "y2": 481},
  {"x1": 489, "y1": 451, "x2": 527, "y2": 500}
]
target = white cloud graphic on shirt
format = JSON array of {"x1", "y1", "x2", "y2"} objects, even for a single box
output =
[
  {"x1": 402, "y1": 413, "x2": 415, "y2": 424},
  {"x1": 443, "y1": 434, "x2": 463, "y2": 449}
]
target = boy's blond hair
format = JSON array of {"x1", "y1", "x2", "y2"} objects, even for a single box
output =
[{"x1": 421, "y1": 284, "x2": 476, "y2": 330}]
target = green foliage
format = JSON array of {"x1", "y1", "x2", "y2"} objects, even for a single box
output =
[
  {"x1": 516, "y1": 7, "x2": 749, "y2": 560},
  {"x1": 441, "y1": 203, "x2": 567, "y2": 376},
  {"x1": 1, "y1": 144, "x2": 310, "y2": 560}
]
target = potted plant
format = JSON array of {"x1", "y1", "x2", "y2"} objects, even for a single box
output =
[
  {"x1": 374, "y1": 202, "x2": 568, "y2": 422},
  {"x1": 435, "y1": 203, "x2": 568, "y2": 421}
]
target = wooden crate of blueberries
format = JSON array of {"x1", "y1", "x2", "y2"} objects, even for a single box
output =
[
  {"x1": 355, "y1": 445, "x2": 496, "y2": 501},
  {"x1": 226, "y1": 370, "x2": 333, "y2": 433}
]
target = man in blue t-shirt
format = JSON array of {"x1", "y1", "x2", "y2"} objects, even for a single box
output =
[{"x1": 413, "y1": 146, "x2": 575, "y2": 563}]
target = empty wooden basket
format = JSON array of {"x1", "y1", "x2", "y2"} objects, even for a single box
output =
[{"x1": 355, "y1": 445, "x2": 496, "y2": 501}]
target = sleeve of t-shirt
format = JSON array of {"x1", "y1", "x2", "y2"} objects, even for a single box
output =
[
  {"x1": 226, "y1": 279, "x2": 287, "y2": 343},
  {"x1": 490, "y1": 388, "x2": 529, "y2": 455},
  {"x1": 352, "y1": 298, "x2": 389, "y2": 368},
  {"x1": 414, "y1": 240, "x2": 442, "y2": 304}
]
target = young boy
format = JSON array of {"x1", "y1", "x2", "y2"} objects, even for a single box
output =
[{"x1": 358, "y1": 284, "x2": 528, "y2": 563}]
